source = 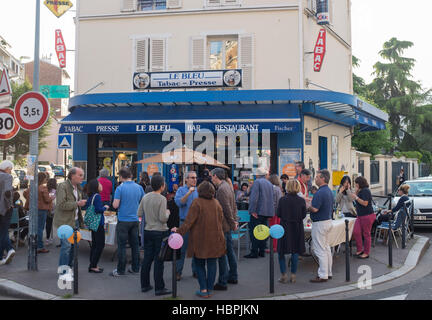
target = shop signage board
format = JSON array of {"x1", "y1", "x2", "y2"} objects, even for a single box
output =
[
  {"x1": 40, "y1": 85, "x2": 70, "y2": 99},
  {"x1": 314, "y1": 29, "x2": 326, "y2": 72},
  {"x1": 316, "y1": 0, "x2": 330, "y2": 25},
  {"x1": 0, "y1": 69, "x2": 12, "y2": 108},
  {"x1": 55, "y1": 29, "x2": 66, "y2": 68},
  {"x1": 0, "y1": 108, "x2": 20, "y2": 140},
  {"x1": 14, "y1": 91, "x2": 50, "y2": 131},
  {"x1": 44, "y1": 0, "x2": 73, "y2": 18},
  {"x1": 133, "y1": 69, "x2": 242, "y2": 90}
]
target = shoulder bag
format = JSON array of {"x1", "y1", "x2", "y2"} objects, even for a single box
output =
[
  {"x1": 158, "y1": 235, "x2": 181, "y2": 262},
  {"x1": 83, "y1": 195, "x2": 101, "y2": 232}
]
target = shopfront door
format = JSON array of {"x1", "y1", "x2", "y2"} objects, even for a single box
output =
[{"x1": 319, "y1": 136, "x2": 328, "y2": 170}]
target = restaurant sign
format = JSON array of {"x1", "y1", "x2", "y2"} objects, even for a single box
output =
[{"x1": 133, "y1": 69, "x2": 242, "y2": 90}]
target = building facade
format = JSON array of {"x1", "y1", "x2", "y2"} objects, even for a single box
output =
[
  {"x1": 0, "y1": 35, "x2": 25, "y2": 84},
  {"x1": 62, "y1": 0, "x2": 387, "y2": 189}
]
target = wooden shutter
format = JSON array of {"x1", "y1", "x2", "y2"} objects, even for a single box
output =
[
  {"x1": 190, "y1": 36, "x2": 206, "y2": 70},
  {"x1": 121, "y1": 0, "x2": 136, "y2": 12},
  {"x1": 239, "y1": 34, "x2": 254, "y2": 89},
  {"x1": 207, "y1": 0, "x2": 221, "y2": 6},
  {"x1": 167, "y1": 0, "x2": 182, "y2": 8},
  {"x1": 135, "y1": 38, "x2": 148, "y2": 72},
  {"x1": 150, "y1": 38, "x2": 166, "y2": 72}
]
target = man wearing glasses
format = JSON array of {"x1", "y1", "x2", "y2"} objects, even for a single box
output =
[{"x1": 174, "y1": 171, "x2": 199, "y2": 281}]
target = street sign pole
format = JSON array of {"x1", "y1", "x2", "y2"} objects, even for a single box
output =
[{"x1": 28, "y1": 0, "x2": 40, "y2": 271}]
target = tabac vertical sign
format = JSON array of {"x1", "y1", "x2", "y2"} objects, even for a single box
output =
[
  {"x1": 55, "y1": 30, "x2": 66, "y2": 68},
  {"x1": 313, "y1": 29, "x2": 326, "y2": 72}
]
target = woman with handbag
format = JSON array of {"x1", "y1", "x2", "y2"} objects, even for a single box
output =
[{"x1": 83, "y1": 179, "x2": 109, "y2": 273}]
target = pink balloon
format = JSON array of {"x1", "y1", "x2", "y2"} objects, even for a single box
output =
[{"x1": 168, "y1": 233, "x2": 184, "y2": 250}]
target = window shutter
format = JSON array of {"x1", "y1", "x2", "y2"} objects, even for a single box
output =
[
  {"x1": 239, "y1": 34, "x2": 254, "y2": 90},
  {"x1": 223, "y1": 0, "x2": 239, "y2": 5},
  {"x1": 121, "y1": 0, "x2": 136, "y2": 12},
  {"x1": 167, "y1": 0, "x2": 182, "y2": 8},
  {"x1": 150, "y1": 38, "x2": 166, "y2": 72},
  {"x1": 207, "y1": 0, "x2": 221, "y2": 6},
  {"x1": 190, "y1": 36, "x2": 206, "y2": 70},
  {"x1": 135, "y1": 38, "x2": 148, "y2": 72}
]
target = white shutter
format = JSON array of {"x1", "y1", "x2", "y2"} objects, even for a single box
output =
[
  {"x1": 207, "y1": 0, "x2": 221, "y2": 7},
  {"x1": 239, "y1": 34, "x2": 254, "y2": 90},
  {"x1": 222, "y1": 0, "x2": 239, "y2": 5},
  {"x1": 190, "y1": 36, "x2": 206, "y2": 70},
  {"x1": 167, "y1": 0, "x2": 182, "y2": 8},
  {"x1": 121, "y1": 0, "x2": 136, "y2": 12},
  {"x1": 309, "y1": 0, "x2": 317, "y2": 12},
  {"x1": 135, "y1": 38, "x2": 148, "y2": 72},
  {"x1": 150, "y1": 38, "x2": 166, "y2": 72}
]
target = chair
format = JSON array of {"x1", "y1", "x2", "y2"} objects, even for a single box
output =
[
  {"x1": 373, "y1": 208, "x2": 405, "y2": 249},
  {"x1": 232, "y1": 210, "x2": 250, "y2": 260},
  {"x1": 9, "y1": 208, "x2": 28, "y2": 250}
]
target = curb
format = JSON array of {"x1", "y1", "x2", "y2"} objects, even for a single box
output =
[
  {"x1": 0, "y1": 278, "x2": 59, "y2": 300},
  {"x1": 258, "y1": 235, "x2": 430, "y2": 300}
]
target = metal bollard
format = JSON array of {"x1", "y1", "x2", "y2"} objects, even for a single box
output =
[
  {"x1": 410, "y1": 200, "x2": 414, "y2": 239},
  {"x1": 345, "y1": 219, "x2": 350, "y2": 282},
  {"x1": 73, "y1": 229, "x2": 78, "y2": 295},
  {"x1": 401, "y1": 203, "x2": 407, "y2": 249},
  {"x1": 388, "y1": 217, "x2": 393, "y2": 268},
  {"x1": 172, "y1": 249, "x2": 177, "y2": 299},
  {"x1": 269, "y1": 237, "x2": 274, "y2": 294}
]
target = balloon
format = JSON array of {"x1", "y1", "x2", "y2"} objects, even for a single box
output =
[
  {"x1": 253, "y1": 225, "x2": 270, "y2": 240},
  {"x1": 68, "y1": 231, "x2": 81, "y2": 244},
  {"x1": 269, "y1": 224, "x2": 285, "y2": 239},
  {"x1": 168, "y1": 233, "x2": 183, "y2": 250},
  {"x1": 57, "y1": 225, "x2": 73, "y2": 240}
]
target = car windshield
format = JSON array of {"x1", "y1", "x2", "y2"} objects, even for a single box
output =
[
  {"x1": 402, "y1": 181, "x2": 432, "y2": 196},
  {"x1": 38, "y1": 167, "x2": 46, "y2": 171},
  {"x1": 54, "y1": 166, "x2": 63, "y2": 170}
]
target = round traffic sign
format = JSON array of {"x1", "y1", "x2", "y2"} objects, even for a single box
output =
[
  {"x1": 0, "y1": 108, "x2": 20, "y2": 140},
  {"x1": 14, "y1": 91, "x2": 50, "y2": 131}
]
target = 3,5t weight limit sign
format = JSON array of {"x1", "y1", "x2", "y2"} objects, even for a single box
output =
[{"x1": 14, "y1": 91, "x2": 50, "y2": 131}]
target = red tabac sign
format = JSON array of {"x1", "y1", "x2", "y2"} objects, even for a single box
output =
[
  {"x1": 313, "y1": 29, "x2": 326, "y2": 72},
  {"x1": 55, "y1": 29, "x2": 66, "y2": 68}
]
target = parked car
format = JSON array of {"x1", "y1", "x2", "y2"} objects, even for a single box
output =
[
  {"x1": 53, "y1": 165, "x2": 66, "y2": 177},
  {"x1": 38, "y1": 165, "x2": 55, "y2": 179},
  {"x1": 14, "y1": 169, "x2": 29, "y2": 189},
  {"x1": 393, "y1": 178, "x2": 432, "y2": 227},
  {"x1": 11, "y1": 170, "x2": 20, "y2": 190}
]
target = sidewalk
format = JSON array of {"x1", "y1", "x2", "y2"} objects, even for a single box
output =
[{"x1": 0, "y1": 233, "x2": 428, "y2": 300}]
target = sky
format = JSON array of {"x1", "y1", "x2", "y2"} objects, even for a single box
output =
[{"x1": 0, "y1": 1, "x2": 431, "y2": 92}]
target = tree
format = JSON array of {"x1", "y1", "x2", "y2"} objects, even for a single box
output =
[{"x1": 0, "y1": 80, "x2": 53, "y2": 161}]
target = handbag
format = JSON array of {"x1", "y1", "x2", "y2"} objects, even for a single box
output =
[
  {"x1": 83, "y1": 195, "x2": 101, "y2": 232},
  {"x1": 158, "y1": 235, "x2": 181, "y2": 262}
]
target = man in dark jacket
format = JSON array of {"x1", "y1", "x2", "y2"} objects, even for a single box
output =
[{"x1": 211, "y1": 168, "x2": 239, "y2": 290}]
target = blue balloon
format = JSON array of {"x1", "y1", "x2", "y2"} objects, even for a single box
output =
[
  {"x1": 269, "y1": 224, "x2": 285, "y2": 239},
  {"x1": 57, "y1": 225, "x2": 73, "y2": 240}
]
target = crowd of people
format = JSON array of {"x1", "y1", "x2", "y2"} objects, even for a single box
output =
[{"x1": 0, "y1": 159, "x2": 412, "y2": 298}]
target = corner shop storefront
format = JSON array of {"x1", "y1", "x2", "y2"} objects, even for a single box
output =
[{"x1": 59, "y1": 89, "x2": 388, "y2": 189}]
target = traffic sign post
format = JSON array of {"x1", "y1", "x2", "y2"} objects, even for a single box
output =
[
  {"x1": 0, "y1": 109, "x2": 20, "y2": 140},
  {"x1": 58, "y1": 134, "x2": 72, "y2": 180}
]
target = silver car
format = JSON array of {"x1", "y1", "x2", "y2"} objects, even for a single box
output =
[{"x1": 393, "y1": 178, "x2": 432, "y2": 227}]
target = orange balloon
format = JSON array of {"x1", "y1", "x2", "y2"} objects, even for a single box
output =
[{"x1": 68, "y1": 231, "x2": 81, "y2": 244}]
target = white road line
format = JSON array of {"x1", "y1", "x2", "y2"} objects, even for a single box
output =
[{"x1": 380, "y1": 294, "x2": 408, "y2": 300}]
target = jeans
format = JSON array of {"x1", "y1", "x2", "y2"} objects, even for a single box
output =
[
  {"x1": 248, "y1": 215, "x2": 268, "y2": 255},
  {"x1": 0, "y1": 209, "x2": 13, "y2": 259},
  {"x1": 278, "y1": 253, "x2": 299, "y2": 274},
  {"x1": 217, "y1": 232, "x2": 238, "y2": 285},
  {"x1": 176, "y1": 220, "x2": 197, "y2": 276},
  {"x1": 194, "y1": 257, "x2": 217, "y2": 292},
  {"x1": 45, "y1": 214, "x2": 53, "y2": 239},
  {"x1": 140, "y1": 230, "x2": 169, "y2": 291},
  {"x1": 37, "y1": 210, "x2": 48, "y2": 249},
  {"x1": 58, "y1": 220, "x2": 79, "y2": 268},
  {"x1": 90, "y1": 223, "x2": 105, "y2": 268},
  {"x1": 116, "y1": 221, "x2": 140, "y2": 274}
]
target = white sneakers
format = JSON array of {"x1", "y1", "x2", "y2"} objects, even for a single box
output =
[
  {"x1": 4, "y1": 249, "x2": 15, "y2": 264},
  {"x1": 0, "y1": 258, "x2": 6, "y2": 265}
]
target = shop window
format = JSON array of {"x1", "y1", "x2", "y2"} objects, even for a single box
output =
[{"x1": 97, "y1": 135, "x2": 137, "y2": 149}]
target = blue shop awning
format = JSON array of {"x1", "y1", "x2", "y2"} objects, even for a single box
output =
[{"x1": 60, "y1": 89, "x2": 388, "y2": 133}]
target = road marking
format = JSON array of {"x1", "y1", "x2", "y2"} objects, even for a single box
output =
[{"x1": 380, "y1": 294, "x2": 408, "y2": 300}]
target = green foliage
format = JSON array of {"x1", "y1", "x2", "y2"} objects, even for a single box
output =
[
  {"x1": 393, "y1": 151, "x2": 422, "y2": 160},
  {"x1": 351, "y1": 126, "x2": 395, "y2": 157}
]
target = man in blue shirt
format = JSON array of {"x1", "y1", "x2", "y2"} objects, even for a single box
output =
[
  {"x1": 308, "y1": 169, "x2": 334, "y2": 283},
  {"x1": 110, "y1": 167, "x2": 145, "y2": 277},
  {"x1": 244, "y1": 167, "x2": 275, "y2": 259},
  {"x1": 174, "y1": 171, "x2": 198, "y2": 280}
]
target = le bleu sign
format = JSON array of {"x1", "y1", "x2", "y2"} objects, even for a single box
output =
[{"x1": 133, "y1": 69, "x2": 242, "y2": 90}]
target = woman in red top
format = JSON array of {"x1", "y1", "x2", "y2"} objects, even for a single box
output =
[{"x1": 98, "y1": 168, "x2": 112, "y2": 207}]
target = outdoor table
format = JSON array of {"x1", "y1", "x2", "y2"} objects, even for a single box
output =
[
  {"x1": 304, "y1": 217, "x2": 356, "y2": 247},
  {"x1": 80, "y1": 214, "x2": 118, "y2": 245}
]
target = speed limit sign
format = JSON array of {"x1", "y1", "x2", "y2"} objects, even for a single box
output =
[
  {"x1": 14, "y1": 91, "x2": 50, "y2": 131},
  {"x1": 0, "y1": 108, "x2": 20, "y2": 140}
]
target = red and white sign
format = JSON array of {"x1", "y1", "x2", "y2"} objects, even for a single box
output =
[
  {"x1": 0, "y1": 108, "x2": 20, "y2": 140},
  {"x1": 55, "y1": 29, "x2": 66, "y2": 68},
  {"x1": 0, "y1": 69, "x2": 11, "y2": 97},
  {"x1": 14, "y1": 92, "x2": 50, "y2": 131},
  {"x1": 313, "y1": 29, "x2": 326, "y2": 72}
]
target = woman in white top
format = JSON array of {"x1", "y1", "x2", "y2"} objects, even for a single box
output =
[{"x1": 335, "y1": 176, "x2": 357, "y2": 218}]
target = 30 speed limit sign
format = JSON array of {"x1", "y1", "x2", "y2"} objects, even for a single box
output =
[
  {"x1": 0, "y1": 108, "x2": 20, "y2": 140},
  {"x1": 14, "y1": 91, "x2": 50, "y2": 131}
]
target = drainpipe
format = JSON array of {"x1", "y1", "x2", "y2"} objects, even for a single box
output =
[{"x1": 298, "y1": 0, "x2": 304, "y2": 89}]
